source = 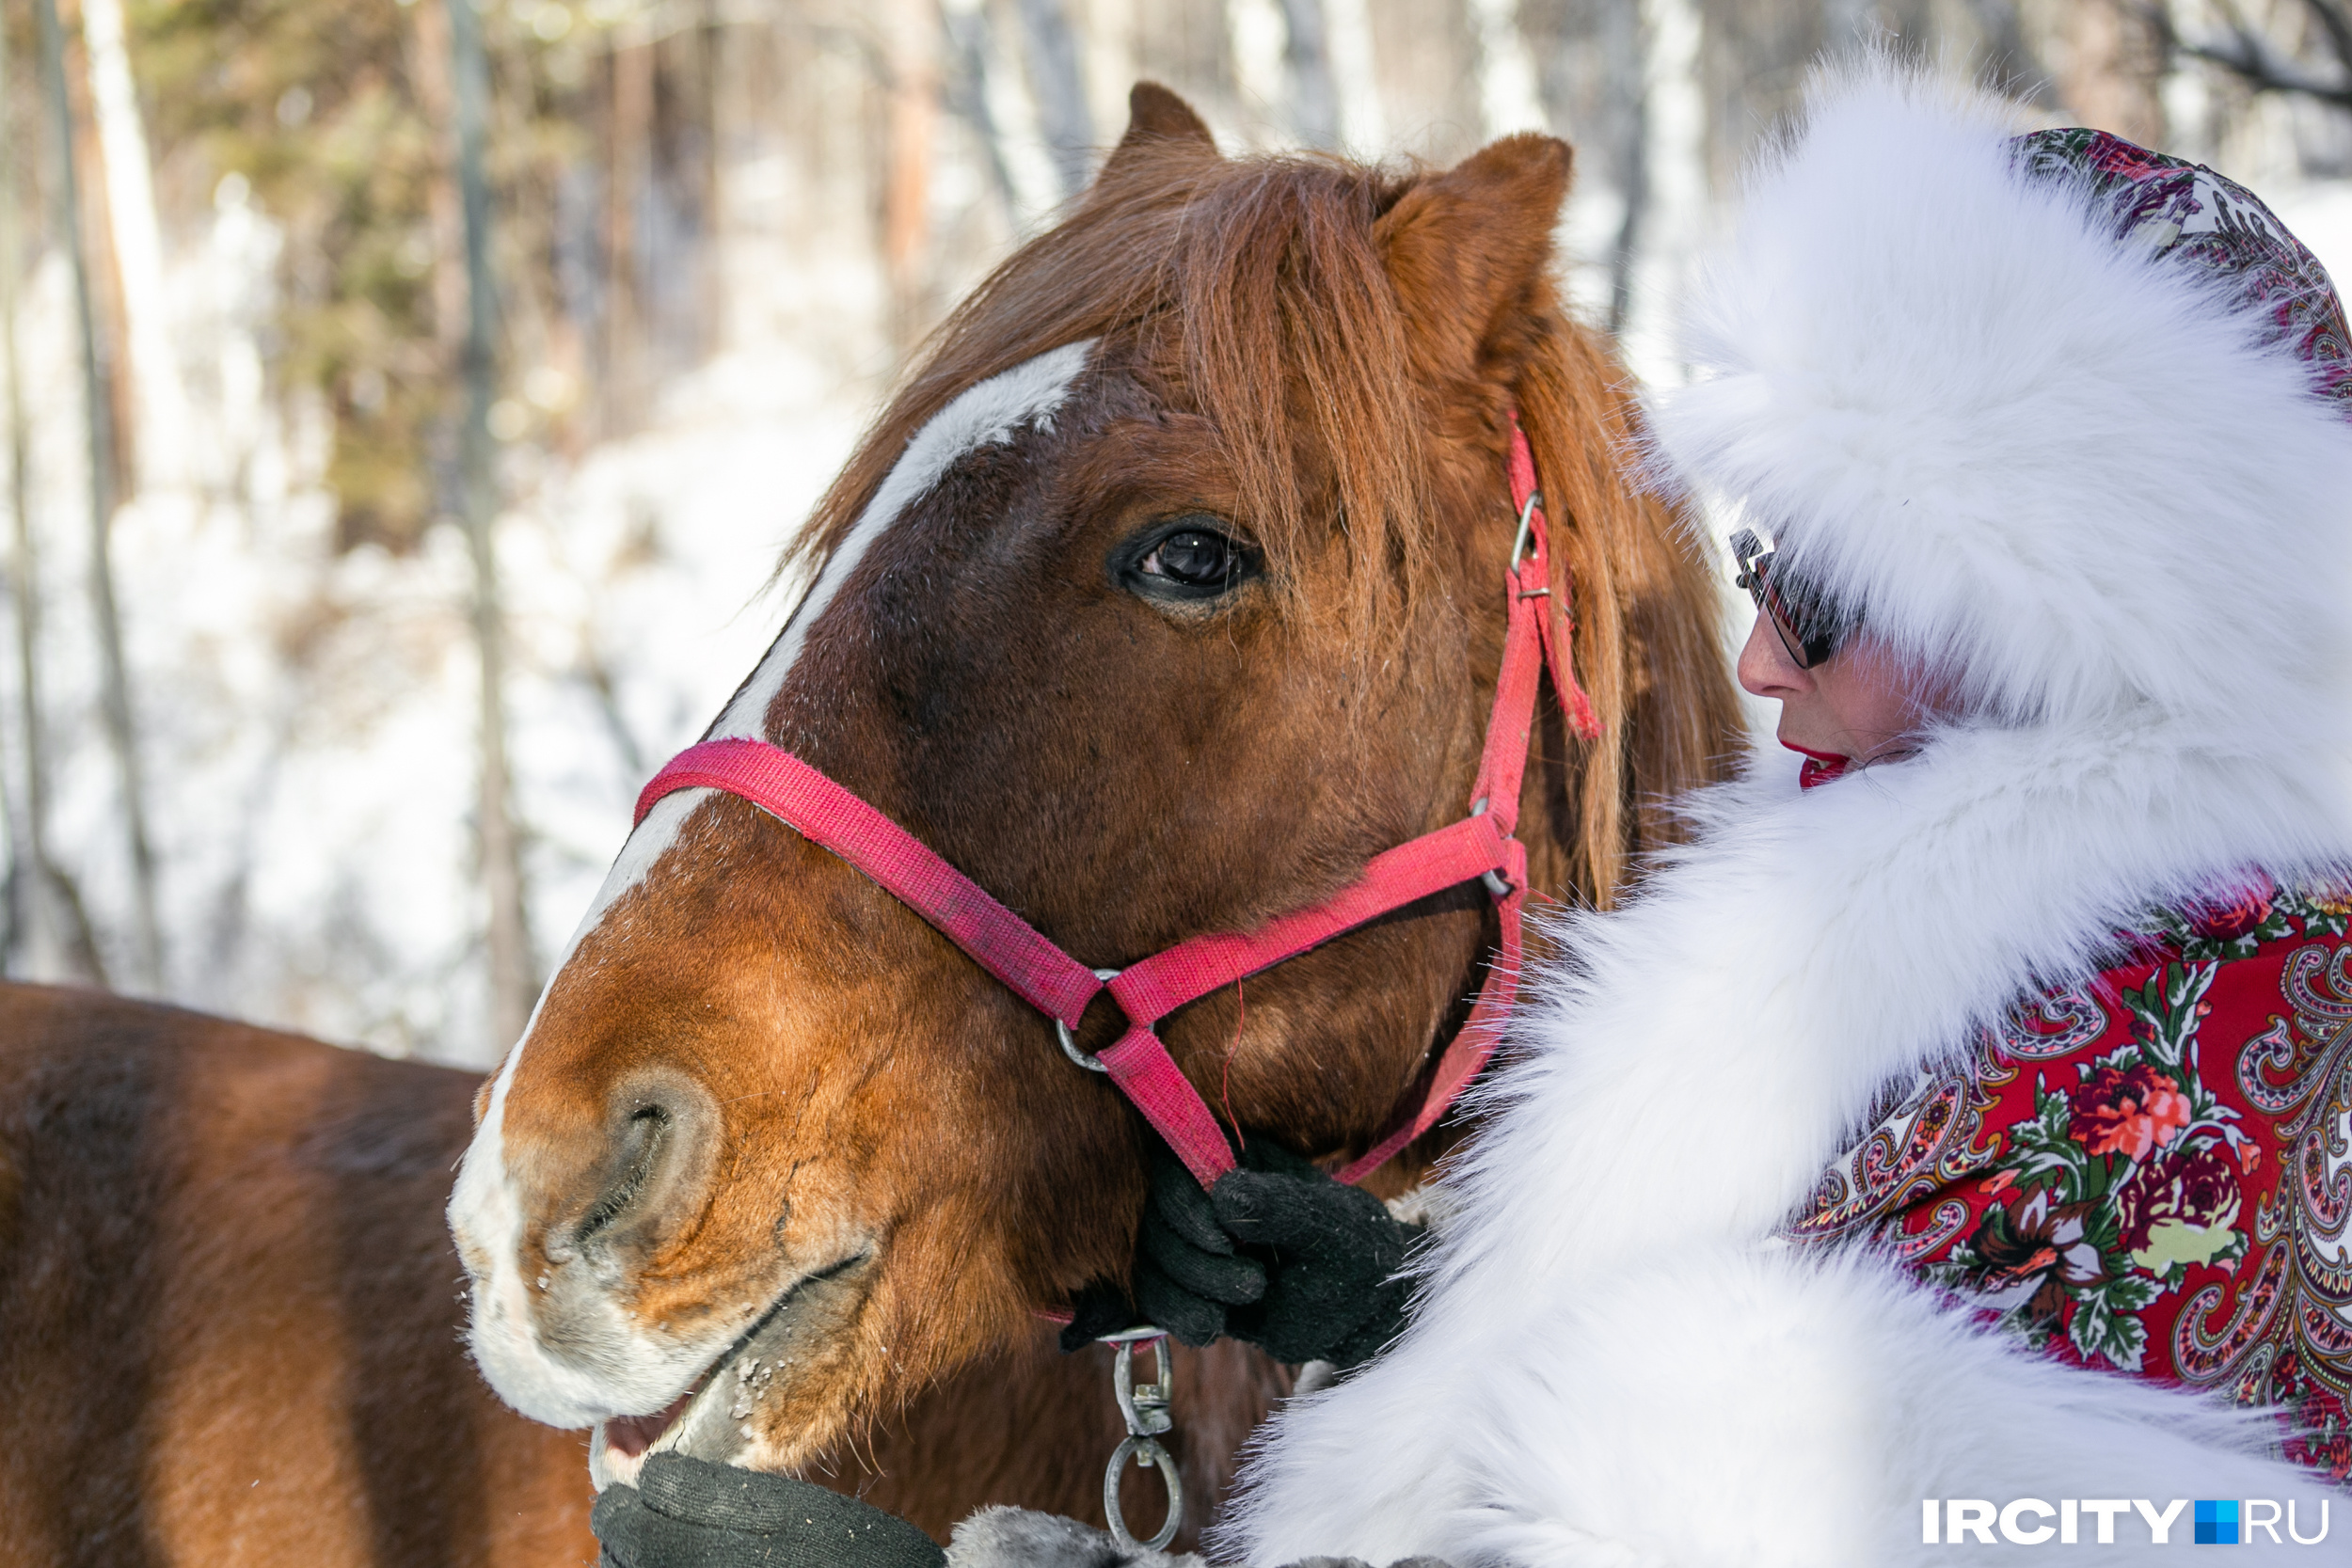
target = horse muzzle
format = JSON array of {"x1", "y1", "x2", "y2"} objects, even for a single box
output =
[{"x1": 589, "y1": 1250, "x2": 876, "y2": 1489}]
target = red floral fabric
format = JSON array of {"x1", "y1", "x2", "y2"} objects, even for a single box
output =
[
  {"x1": 1791, "y1": 878, "x2": 2352, "y2": 1481},
  {"x1": 2011, "y1": 127, "x2": 2352, "y2": 413}
]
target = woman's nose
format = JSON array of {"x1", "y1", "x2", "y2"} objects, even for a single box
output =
[{"x1": 1737, "y1": 612, "x2": 1808, "y2": 698}]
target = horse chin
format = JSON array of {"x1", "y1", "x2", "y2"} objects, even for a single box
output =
[{"x1": 588, "y1": 1250, "x2": 876, "y2": 1491}]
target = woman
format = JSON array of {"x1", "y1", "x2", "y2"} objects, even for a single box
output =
[{"x1": 1214, "y1": 64, "x2": 2352, "y2": 1567}]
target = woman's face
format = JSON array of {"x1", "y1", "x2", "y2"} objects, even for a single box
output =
[{"x1": 1737, "y1": 612, "x2": 1954, "y2": 767}]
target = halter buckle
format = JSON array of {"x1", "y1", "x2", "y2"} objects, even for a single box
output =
[{"x1": 1055, "y1": 968, "x2": 1124, "y2": 1072}]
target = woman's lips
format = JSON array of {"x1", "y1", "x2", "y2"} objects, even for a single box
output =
[{"x1": 1782, "y1": 739, "x2": 1850, "y2": 788}]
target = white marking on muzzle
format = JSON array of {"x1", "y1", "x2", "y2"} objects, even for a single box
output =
[{"x1": 447, "y1": 338, "x2": 1095, "y2": 1431}]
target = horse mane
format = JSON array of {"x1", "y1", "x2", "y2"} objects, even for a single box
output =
[
  {"x1": 786, "y1": 138, "x2": 1741, "y2": 908},
  {"x1": 1515, "y1": 303, "x2": 1746, "y2": 903}
]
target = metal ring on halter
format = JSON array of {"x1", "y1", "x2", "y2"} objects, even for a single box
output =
[
  {"x1": 1103, "y1": 1434, "x2": 1184, "y2": 1553},
  {"x1": 1509, "y1": 489, "x2": 1543, "y2": 573},
  {"x1": 1464, "y1": 799, "x2": 1513, "y2": 898},
  {"x1": 1055, "y1": 967, "x2": 1124, "y2": 1072}
]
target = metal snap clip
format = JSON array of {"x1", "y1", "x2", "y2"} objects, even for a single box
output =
[{"x1": 1099, "y1": 1327, "x2": 1182, "y2": 1552}]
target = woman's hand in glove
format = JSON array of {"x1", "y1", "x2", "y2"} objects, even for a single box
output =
[
  {"x1": 592, "y1": 1453, "x2": 946, "y2": 1568},
  {"x1": 1208, "y1": 1140, "x2": 1421, "y2": 1368},
  {"x1": 1072, "y1": 1138, "x2": 1422, "y2": 1368}
]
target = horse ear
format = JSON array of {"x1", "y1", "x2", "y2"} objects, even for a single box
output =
[
  {"x1": 1094, "y1": 82, "x2": 1218, "y2": 189},
  {"x1": 1375, "y1": 133, "x2": 1572, "y2": 378}
]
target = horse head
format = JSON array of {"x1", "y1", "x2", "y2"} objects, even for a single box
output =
[{"x1": 448, "y1": 84, "x2": 1739, "y2": 1491}]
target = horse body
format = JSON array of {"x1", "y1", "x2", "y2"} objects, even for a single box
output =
[{"x1": 0, "y1": 984, "x2": 592, "y2": 1567}]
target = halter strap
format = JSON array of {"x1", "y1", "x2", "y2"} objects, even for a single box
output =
[{"x1": 634, "y1": 419, "x2": 1598, "y2": 1189}]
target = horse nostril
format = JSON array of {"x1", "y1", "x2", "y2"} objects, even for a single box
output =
[
  {"x1": 564, "y1": 1077, "x2": 719, "y2": 1260},
  {"x1": 574, "y1": 1106, "x2": 668, "y2": 1246}
]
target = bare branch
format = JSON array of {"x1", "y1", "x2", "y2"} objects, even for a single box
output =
[
  {"x1": 2301, "y1": 0, "x2": 2352, "y2": 81},
  {"x1": 2143, "y1": 0, "x2": 2352, "y2": 111}
]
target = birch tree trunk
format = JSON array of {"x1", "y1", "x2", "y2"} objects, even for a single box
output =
[
  {"x1": 1622, "y1": 0, "x2": 1707, "y2": 370},
  {"x1": 447, "y1": 0, "x2": 537, "y2": 1053},
  {"x1": 1229, "y1": 0, "x2": 1286, "y2": 135},
  {"x1": 1970, "y1": 0, "x2": 2055, "y2": 104},
  {"x1": 1468, "y1": 0, "x2": 1548, "y2": 137},
  {"x1": 1603, "y1": 0, "x2": 1648, "y2": 335},
  {"x1": 77, "y1": 0, "x2": 188, "y2": 493},
  {"x1": 38, "y1": 0, "x2": 158, "y2": 990},
  {"x1": 1323, "y1": 0, "x2": 1384, "y2": 150},
  {"x1": 2, "y1": 11, "x2": 37, "y2": 974},
  {"x1": 1278, "y1": 0, "x2": 1341, "y2": 148},
  {"x1": 0, "y1": 65, "x2": 104, "y2": 985},
  {"x1": 1014, "y1": 0, "x2": 1094, "y2": 202},
  {"x1": 1695, "y1": 0, "x2": 1821, "y2": 191},
  {"x1": 606, "y1": 24, "x2": 653, "y2": 436},
  {"x1": 939, "y1": 0, "x2": 1023, "y2": 228},
  {"x1": 882, "y1": 0, "x2": 941, "y2": 356},
  {"x1": 407, "y1": 0, "x2": 469, "y2": 362},
  {"x1": 1, "y1": 0, "x2": 28, "y2": 969}
]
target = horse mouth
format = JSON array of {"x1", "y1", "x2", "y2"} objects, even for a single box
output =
[
  {"x1": 597, "y1": 1388, "x2": 698, "y2": 1485},
  {"x1": 590, "y1": 1250, "x2": 873, "y2": 1490}
]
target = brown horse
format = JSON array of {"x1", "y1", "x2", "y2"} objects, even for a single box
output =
[
  {"x1": 452, "y1": 81, "x2": 1738, "y2": 1548},
  {"x1": 0, "y1": 85, "x2": 1740, "y2": 1565}
]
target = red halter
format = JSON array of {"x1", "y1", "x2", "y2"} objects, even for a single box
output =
[{"x1": 633, "y1": 420, "x2": 1599, "y2": 1190}]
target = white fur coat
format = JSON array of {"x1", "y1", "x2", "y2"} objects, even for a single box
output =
[{"x1": 1213, "y1": 67, "x2": 2352, "y2": 1568}]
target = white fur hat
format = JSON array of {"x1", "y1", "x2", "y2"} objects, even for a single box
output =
[{"x1": 1649, "y1": 63, "x2": 2352, "y2": 730}]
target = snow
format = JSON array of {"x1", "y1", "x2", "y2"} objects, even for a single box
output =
[{"x1": 2, "y1": 179, "x2": 877, "y2": 1064}]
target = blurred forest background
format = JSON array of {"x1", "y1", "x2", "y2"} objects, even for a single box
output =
[{"x1": 2, "y1": 0, "x2": 2350, "y2": 1068}]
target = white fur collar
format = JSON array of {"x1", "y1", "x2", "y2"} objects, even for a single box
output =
[
  {"x1": 1216, "y1": 702, "x2": 2352, "y2": 1568},
  {"x1": 1438, "y1": 709, "x2": 2352, "y2": 1287}
]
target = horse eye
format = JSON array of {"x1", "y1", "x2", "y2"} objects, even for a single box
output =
[
  {"x1": 1141, "y1": 530, "x2": 1239, "y2": 589},
  {"x1": 1115, "y1": 515, "x2": 1257, "y2": 605}
]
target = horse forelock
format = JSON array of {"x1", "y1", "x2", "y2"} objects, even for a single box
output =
[{"x1": 788, "y1": 149, "x2": 1438, "y2": 652}]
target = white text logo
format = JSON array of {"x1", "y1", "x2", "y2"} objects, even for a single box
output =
[{"x1": 1921, "y1": 1499, "x2": 2329, "y2": 1546}]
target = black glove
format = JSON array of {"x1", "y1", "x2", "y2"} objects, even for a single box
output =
[
  {"x1": 1060, "y1": 1138, "x2": 1421, "y2": 1367},
  {"x1": 1056, "y1": 1276, "x2": 1153, "y2": 1353},
  {"x1": 1211, "y1": 1139, "x2": 1422, "y2": 1368},
  {"x1": 593, "y1": 1452, "x2": 946, "y2": 1568}
]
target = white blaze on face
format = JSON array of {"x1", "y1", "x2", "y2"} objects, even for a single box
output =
[{"x1": 447, "y1": 339, "x2": 1096, "y2": 1430}]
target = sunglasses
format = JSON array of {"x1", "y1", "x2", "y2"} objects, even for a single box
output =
[{"x1": 1731, "y1": 529, "x2": 1853, "y2": 670}]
